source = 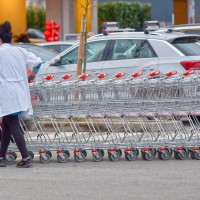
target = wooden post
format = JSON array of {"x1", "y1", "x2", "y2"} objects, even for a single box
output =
[{"x1": 76, "y1": 14, "x2": 87, "y2": 77}]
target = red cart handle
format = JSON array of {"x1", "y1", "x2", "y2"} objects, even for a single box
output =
[
  {"x1": 62, "y1": 73, "x2": 72, "y2": 80},
  {"x1": 183, "y1": 70, "x2": 194, "y2": 77},
  {"x1": 45, "y1": 74, "x2": 54, "y2": 81},
  {"x1": 115, "y1": 72, "x2": 126, "y2": 79},
  {"x1": 132, "y1": 71, "x2": 143, "y2": 78},
  {"x1": 78, "y1": 73, "x2": 90, "y2": 80},
  {"x1": 149, "y1": 70, "x2": 160, "y2": 77},
  {"x1": 97, "y1": 72, "x2": 108, "y2": 79},
  {"x1": 165, "y1": 70, "x2": 177, "y2": 77}
]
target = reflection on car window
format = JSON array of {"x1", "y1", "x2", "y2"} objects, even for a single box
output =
[
  {"x1": 184, "y1": 30, "x2": 200, "y2": 35},
  {"x1": 111, "y1": 39, "x2": 156, "y2": 60},
  {"x1": 111, "y1": 39, "x2": 143, "y2": 60},
  {"x1": 45, "y1": 45, "x2": 59, "y2": 52},
  {"x1": 136, "y1": 42, "x2": 157, "y2": 58},
  {"x1": 172, "y1": 38, "x2": 200, "y2": 56},
  {"x1": 60, "y1": 40, "x2": 107, "y2": 64},
  {"x1": 14, "y1": 44, "x2": 58, "y2": 62}
]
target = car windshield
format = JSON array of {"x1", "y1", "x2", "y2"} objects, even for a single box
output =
[
  {"x1": 14, "y1": 44, "x2": 58, "y2": 62},
  {"x1": 171, "y1": 38, "x2": 200, "y2": 56}
]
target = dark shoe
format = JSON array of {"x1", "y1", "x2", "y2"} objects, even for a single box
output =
[
  {"x1": 16, "y1": 157, "x2": 32, "y2": 168},
  {"x1": 0, "y1": 158, "x2": 6, "y2": 167}
]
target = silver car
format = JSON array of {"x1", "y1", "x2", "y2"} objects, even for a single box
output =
[
  {"x1": 37, "y1": 31, "x2": 200, "y2": 80},
  {"x1": 37, "y1": 41, "x2": 77, "y2": 53}
]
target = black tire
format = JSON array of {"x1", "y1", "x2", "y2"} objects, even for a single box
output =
[
  {"x1": 125, "y1": 151, "x2": 137, "y2": 161},
  {"x1": 93, "y1": 151, "x2": 103, "y2": 162},
  {"x1": 98, "y1": 149, "x2": 105, "y2": 158},
  {"x1": 116, "y1": 149, "x2": 122, "y2": 157},
  {"x1": 134, "y1": 148, "x2": 139, "y2": 157},
  {"x1": 158, "y1": 151, "x2": 170, "y2": 161},
  {"x1": 40, "y1": 153, "x2": 51, "y2": 164},
  {"x1": 46, "y1": 151, "x2": 52, "y2": 158},
  {"x1": 108, "y1": 151, "x2": 120, "y2": 162},
  {"x1": 167, "y1": 148, "x2": 173, "y2": 157},
  {"x1": 57, "y1": 152, "x2": 69, "y2": 163},
  {"x1": 28, "y1": 151, "x2": 34, "y2": 159},
  {"x1": 11, "y1": 151, "x2": 17, "y2": 160},
  {"x1": 191, "y1": 151, "x2": 200, "y2": 160},
  {"x1": 5, "y1": 154, "x2": 15, "y2": 165},
  {"x1": 141, "y1": 151, "x2": 155, "y2": 161},
  {"x1": 190, "y1": 151, "x2": 196, "y2": 159},
  {"x1": 141, "y1": 151, "x2": 146, "y2": 160},
  {"x1": 174, "y1": 150, "x2": 187, "y2": 160},
  {"x1": 63, "y1": 150, "x2": 70, "y2": 158},
  {"x1": 174, "y1": 151, "x2": 180, "y2": 160},
  {"x1": 74, "y1": 152, "x2": 86, "y2": 162},
  {"x1": 183, "y1": 148, "x2": 189, "y2": 158},
  {"x1": 81, "y1": 150, "x2": 87, "y2": 158},
  {"x1": 150, "y1": 148, "x2": 157, "y2": 157}
]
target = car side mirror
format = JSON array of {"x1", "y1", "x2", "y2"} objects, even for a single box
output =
[{"x1": 51, "y1": 57, "x2": 61, "y2": 66}]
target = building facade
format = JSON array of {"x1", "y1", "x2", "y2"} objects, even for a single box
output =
[
  {"x1": 0, "y1": 0, "x2": 199, "y2": 39},
  {"x1": 99, "y1": 0, "x2": 200, "y2": 26}
]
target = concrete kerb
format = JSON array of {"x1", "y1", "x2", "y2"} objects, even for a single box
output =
[{"x1": 23, "y1": 118, "x2": 177, "y2": 133}]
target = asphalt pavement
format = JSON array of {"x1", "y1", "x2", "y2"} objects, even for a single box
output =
[{"x1": 0, "y1": 152, "x2": 200, "y2": 200}]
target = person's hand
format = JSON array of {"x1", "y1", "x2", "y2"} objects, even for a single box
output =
[{"x1": 28, "y1": 74, "x2": 36, "y2": 83}]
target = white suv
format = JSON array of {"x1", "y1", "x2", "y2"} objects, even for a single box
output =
[{"x1": 37, "y1": 31, "x2": 200, "y2": 80}]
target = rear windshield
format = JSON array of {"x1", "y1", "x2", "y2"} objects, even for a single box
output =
[{"x1": 172, "y1": 38, "x2": 200, "y2": 56}]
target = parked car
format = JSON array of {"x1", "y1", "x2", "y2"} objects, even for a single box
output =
[
  {"x1": 25, "y1": 28, "x2": 46, "y2": 44},
  {"x1": 13, "y1": 43, "x2": 58, "y2": 62},
  {"x1": 37, "y1": 41, "x2": 77, "y2": 53},
  {"x1": 143, "y1": 21, "x2": 160, "y2": 31},
  {"x1": 36, "y1": 31, "x2": 200, "y2": 80},
  {"x1": 155, "y1": 23, "x2": 200, "y2": 35}
]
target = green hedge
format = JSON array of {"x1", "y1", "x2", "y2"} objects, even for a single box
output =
[
  {"x1": 98, "y1": 1, "x2": 152, "y2": 31},
  {"x1": 27, "y1": 4, "x2": 46, "y2": 31}
]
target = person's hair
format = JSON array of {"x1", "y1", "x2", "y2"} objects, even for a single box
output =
[{"x1": 0, "y1": 21, "x2": 12, "y2": 43}]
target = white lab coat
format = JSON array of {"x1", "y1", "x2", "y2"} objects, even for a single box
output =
[{"x1": 0, "y1": 43, "x2": 41, "y2": 117}]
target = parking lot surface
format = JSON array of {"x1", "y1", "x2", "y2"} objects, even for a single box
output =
[{"x1": 0, "y1": 154, "x2": 200, "y2": 200}]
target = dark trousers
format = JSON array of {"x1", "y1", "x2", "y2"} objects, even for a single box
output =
[{"x1": 0, "y1": 115, "x2": 29, "y2": 158}]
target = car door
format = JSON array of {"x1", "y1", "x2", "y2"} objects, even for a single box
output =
[
  {"x1": 135, "y1": 40, "x2": 159, "y2": 75},
  {"x1": 46, "y1": 40, "x2": 110, "y2": 79},
  {"x1": 101, "y1": 39, "x2": 159, "y2": 77}
]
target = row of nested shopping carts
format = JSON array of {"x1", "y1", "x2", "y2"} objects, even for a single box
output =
[{"x1": 3, "y1": 69, "x2": 200, "y2": 164}]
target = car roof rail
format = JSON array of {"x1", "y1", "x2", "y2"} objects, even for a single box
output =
[{"x1": 102, "y1": 28, "x2": 136, "y2": 35}]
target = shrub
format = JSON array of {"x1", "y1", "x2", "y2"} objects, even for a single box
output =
[
  {"x1": 27, "y1": 4, "x2": 46, "y2": 31},
  {"x1": 98, "y1": 1, "x2": 152, "y2": 31}
]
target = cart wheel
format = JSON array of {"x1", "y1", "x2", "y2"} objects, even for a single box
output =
[
  {"x1": 125, "y1": 151, "x2": 137, "y2": 161},
  {"x1": 133, "y1": 148, "x2": 139, "y2": 157},
  {"x1": 74, "y1": 152, "x2": 86, "y2": 162},
  {"x1": 28, "y1": 151, "x2": 34, "y2": 160},
  {"x1": 183, "y1": 148, "x2": 189, "y2": 157},
  {"x1": 40, "y1": 153, "x2": 51, "y2": 164},
  {"x1": 10, "y1": 151, "x2": 17, "y2": 160},
  {"x1": 116, "y1": 149, "x2": 122, "y2": 157},
  {"x1": 46, "y1": 151, "x2": 52, "y2": 158},
  {"x1": 167, "y1": 148, "x2": 173, "y2": 157},
  {"x1": 98, "y1": 149, "x2": 105, "y2": 158},
  {"x1": 150, "y1": 148, "x2": 157, "y2": 157},
  {"x1": 5, "y1": 154, "x2": 15, "y2": 165},
  {"x1": 141, "y1": 151, "x2": 155, "y2": 161},
  {"x1": 174, "y1": 151, "x2": 180, "y2": 160},
  {"x1": 57, "y1": 152, "x2": 69, "y2": 163},
  {"x1": 190, "y1": 151, "x2": 196, "y2": 159},
  {"x1": 191, "y1": 151, "x2": 200, "y2": 160},
  {"x1": 158, "y1": 151, "x2": 171, "y2": 161},
  {"x1": 108, "y1": 150, "x2": 120, "y2": 162},
  {"x1": 93, "y1": 151, "x2": 103, "y2": 162},
  {"x1": 81, "y1": 150, "x2": 87, "y2": 158},
  {"x1": 174, "y1": 150, "x2": 187, "y2": 160},
  {"x1": 63, "y1": 150, "x2": 70, "y2": 158}
]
